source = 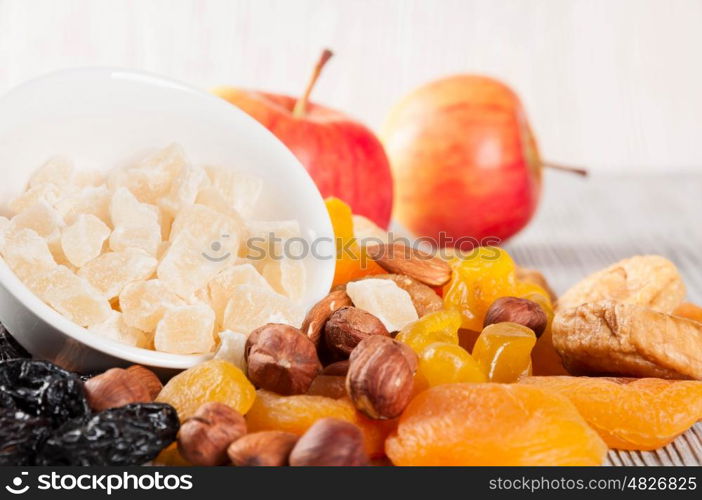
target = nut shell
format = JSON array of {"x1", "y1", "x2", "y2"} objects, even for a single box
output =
[
  {"x1": 84, "y1": 367, "x2": 152, "y2": 411},
  {"x1": 126, "y1": 365, "x2": 163, "y2": 399},
  {"x1": 227, "y1": 431, "x2": 299, "y2": 466},
  {"x1": 324, "y1": 306, "x2": 389, "y2": 356},
  {"x1": 346, "y1": 335, "x2": 417, "y2": 419},
  {"x1": 178, "y1": 402, "x2": 246, "y2": 466},
  {"x1": 484, "y1": 297, "x2": 548, "y2": 337},
  {"x1": 289, "y1": 418, "x2": 369, "y2": 466},
  {"x1": 300, "y1": 289, "x2": 353, "y2": 345},
  {"x1": 246, "y1": 323, "x2": 322, "y2": 395}
]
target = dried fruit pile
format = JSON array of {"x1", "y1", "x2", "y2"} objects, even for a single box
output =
[{"x1": 2, "y1": 172, "x2": 702, "y2": 465}]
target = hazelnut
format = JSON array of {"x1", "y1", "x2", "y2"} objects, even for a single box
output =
[
  {"x1": 126, "y1": 365, "x2": 163, "y2": 399},
  {"x1": 227, "y1": 431, "x2": 299, "y2": 466},
  {"x1": 300, "y1": 288, "x2": 353, "y2": 345},
  {"x1": 484, "y1": 296, "x2": 548, "y2": 337},
  {"x1": 324, "y1": 306, "x2": 389, "y2": 357},
  {"x1": 288, "y1": 418, "x2": 369, "y2": 466},
  {"x1": 178, "y1": 402, "x2": 246, "y2": 466},
  {"x1": 84, "y1": 367, "x2": 152, "y2": 411},
  {"x1": 346, "y1": 335, "x2": 417, "y2": 420},
  {"x1": 322, "y1": 360, "x2": 350, "y2": 376},
  {"x1": 246, "y1": 323, "x2": 322, "y2": 395},
  {"x1": 306, "y1": 375, "x2": 347, "y2": 399}
]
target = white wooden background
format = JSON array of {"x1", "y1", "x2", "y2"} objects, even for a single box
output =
[{"x1": 1, "y1": 0, "x2": 701, "y2": 173}]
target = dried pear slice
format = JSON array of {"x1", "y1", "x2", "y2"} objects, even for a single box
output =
[
  {"x1": 557, "y1": 255, "x2": 685, "y2": 313},
  {"x1": 553, "y1": 301, "x2": 702, "y2": 380}
]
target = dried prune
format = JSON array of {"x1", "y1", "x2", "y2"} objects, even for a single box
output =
[
  {"x1": 0, "y1": 409, "x2": 51, "y2": 465},
  {"x1": 36, "y1": 403, "x2": 179, "y2": 466},
  {"x1": 0, "y1": 359, "x2": 89, "y2": 426},
  {"x1": 0, "y1": 324, "x2": 30, "y2": 360}
]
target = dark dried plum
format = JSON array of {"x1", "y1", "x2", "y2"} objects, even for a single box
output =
[
  {"x1": 36, "y1": 403, "x2": 179, "y2": 466},
  {"x1": 0, "y1": 324, "x2": 30, "y2": 360},
  {"x1": 0, "y1": 409, "x2": 51, "y2": 465},
  {"x1": 0, "y1": 359, "x2": 89, "y2": 426}
]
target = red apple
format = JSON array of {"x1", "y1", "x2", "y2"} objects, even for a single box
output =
[
  {"x1": 382, "y1": 75, "x2": 583, "y2": 249},
  {"x1": 212, "y1": 50, "x2": 393, "y2": 229}
]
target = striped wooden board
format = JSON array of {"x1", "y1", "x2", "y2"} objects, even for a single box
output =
[{"x1": 506, "y1": 169, "x2": 702, "y2": 466}]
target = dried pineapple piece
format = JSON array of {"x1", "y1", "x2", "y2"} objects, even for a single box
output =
[
  {"x1": 10, "y1": 201, "x2": 63, "y2": 238},
  {"x1": 204, "y1": 165, "x2": 262, "y2": 217},
  {"x1": 221, "y1": 285, "x2": 304, "y2": 334},
  {"x1": 119, "y1": 279, "x2": 184, "y2": 332},
  {"x1": 27, "y1": 265, "x2": 111, "y2": 327},
  {"x1": 553, "y1": 301, "x2": 702, "y2": 380},
  {"x1": 158, "y1": 165, "x2": 209, "y2": 217},
  {"x1": 89, "y1": 310, "x2": 151, "y2": 348},
  {"x1": 262, "y1": 259, "x2": 306, "y2": 302},
  {"x1": 346, "y1": 278, "x2": 418, "y2": 332},
  {"x1": 1, "y1": 228, "x2": 57, "y2": 281},
  {"x1": 154, "y1": 304, "x2": 215, "y2": 354},
  {"x1": 121, "y1": 144, "x2": 188, "y2": 204},
  {"x1": 8, "y1": 183, "x2": 64, "y2": 215},
  {"x1": 61, "y1": 214, "x2": 110, "y2": 267},
  {"x1": 558, "y1": 255, "x2": 685, "y2": 313},
  {"x1": 214, "y1": 330, "x2": 247, "y2": 371},
  {"x1": 55, "y1": 185, "x2": 111, "y2": 226},
  {"x1": 208, "y1": 263, "x2": 272, "y2": 325},
  {"x1": 78, "y1": 249, "x2": 157, "y2": 299},
  {"x1": 29, "y1": 156, "x2": 74, "y2": 188}
]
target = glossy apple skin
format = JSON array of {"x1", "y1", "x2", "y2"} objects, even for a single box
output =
[
  {"x1": 382, "y1": 75, "x2": 541, "y2": 248},
  {"x1": 212, "y1": 88, "x2": 393, "y2": 229}
]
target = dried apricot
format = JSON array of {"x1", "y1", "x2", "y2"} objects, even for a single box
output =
[
  {"x1": 156, "y1": 359, "x2": 255, "y2": 419},
  {"x1": 521, "y1": 376, "x2": 702, "y2": 450},
  {"x1": 152, "y1": 442, "x2": 192, "y2": 466},
  {"x1": 674, "y1": 302, "x2": 702, "y2": 324},
  {"x1": 385, "y1": 383, "x2": 607, "y2": 466},
  {"x1": 416, "y1": 342, "x2": 486, "y2": 388},
  {"x1": 472, "y1": 322, "x2": 536, "y2": 382},
  {"x1": 325, "y1": 198, "x2": 385, "y2": 288},
  {"x1": 245, "y1": 390, "x2": 393, "y2": 457},
  {"x1": 395, "y1": 309, "x2": 461, "y2": 354}
]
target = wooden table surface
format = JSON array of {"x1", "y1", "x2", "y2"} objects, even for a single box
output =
[{"x1": 505, "y1": 170, "x2": 702, "y2": 465}]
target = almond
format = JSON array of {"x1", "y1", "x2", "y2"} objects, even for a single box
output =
[
  {"x1": 365, "y1": 243, "x2": 451, "y2": 287},
  {"x1": 300, "y1": 288, "x2": 353, "y2": 346}
]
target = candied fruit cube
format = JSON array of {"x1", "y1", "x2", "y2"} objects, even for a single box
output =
[
  {"x1": 159, "y1": 217, "x2": 241, "y2": 299},
  {"x1": 10, "y1": 200, "x2": 63, "y2": 238},
  {"x1": 244, "y1": 219, "x2": 301, "y2": 261},
  {"x1": 71, "y1": 169, "x2": 105, "y2": 188},
  {"x1": 1, "y1": 228, "x2": 57, "y2": 281},
  {"x1": 88, "y1": 310, "x2": 151, "y2": 348},
  {"x1": 29, "y1": 156, "x2": 74, "y2": 188},
  {"x1": 159, "y1": 165, "x2": 209, "y2": 217},
  {"x1": 61, "y1": 214, "x2": 110, "y2": 267},
  {"x1": 0, "y1": 217, "x2": 10, "y2": 248},
  {"x1": 205, "y1": 165, "x2": 263, "y2": 217},
  {"x1": 346, "y1": 279, "x2": 418, "y2": 332},
  {"x1": 27, "y1": 265, "x2": 111, "y2": 326},
  {"x1": 55, "y1": 185, "x2": 111, "y2": 226},
  {"x1": 78, "y1": 249, "x2": 157, "y2": 299},
  {"x1": 222, "y1": 285, "x2": 305, "y2": 334},
  {"x1": 119, "y1": 279, "x2": 184, "y2": 332},
  {"x1": 110, "y1": 187, "x2": 160, "y2": 227},
  {"x1": 156, "y1": 359, "x2": 256, "y2": 419},
  {"x1": 122, "y1": 144, "x2": 188, "y2": 204},
  {"x1": 262, "y1": 259, "x2": 306, "y2": 302},
  {"x1": 214, "y1": 330, "x2": 247, "y2": 371},
  {"x1": 154, "y1": 304, "x2": 215, "y2": 354},
  {"x1": 396, "y1": 309, "x2": 462, "y2": 354},
  {"x1": 169, "y1": 204, "x2": 242, "y2": 244},
  {"x1": 8, "y1": 183, "x2": 64, "y2": 215},
  {"x1": 472, "y1": 322, "x2": 537, "y2": 382},
  {"x1": 109, "y1": 224, "x2": 161, "y2": 256},
  {"x1": 208, "y1": 264, "x2": 273, "y2": 325}
]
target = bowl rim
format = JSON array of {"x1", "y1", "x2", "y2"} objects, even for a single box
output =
[{"x1": 0, "y1": 67, "x2": 334, "y2": 370}]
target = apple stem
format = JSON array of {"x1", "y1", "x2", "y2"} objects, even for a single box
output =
[
  {"x1": 542, "y1": 161, "x2": 589, "y2": 177},
  {"x1": 292, "y1": 48, "x2": 334, "y2": 118}
]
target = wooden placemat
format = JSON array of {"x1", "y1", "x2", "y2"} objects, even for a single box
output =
[{"x1": 506, "y1": 169, "x2": 702, "y2": 466}]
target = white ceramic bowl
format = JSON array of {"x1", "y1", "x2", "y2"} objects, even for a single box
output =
[{"x1": 0, "y1": 68, "x2": 335, "y2": 376}]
